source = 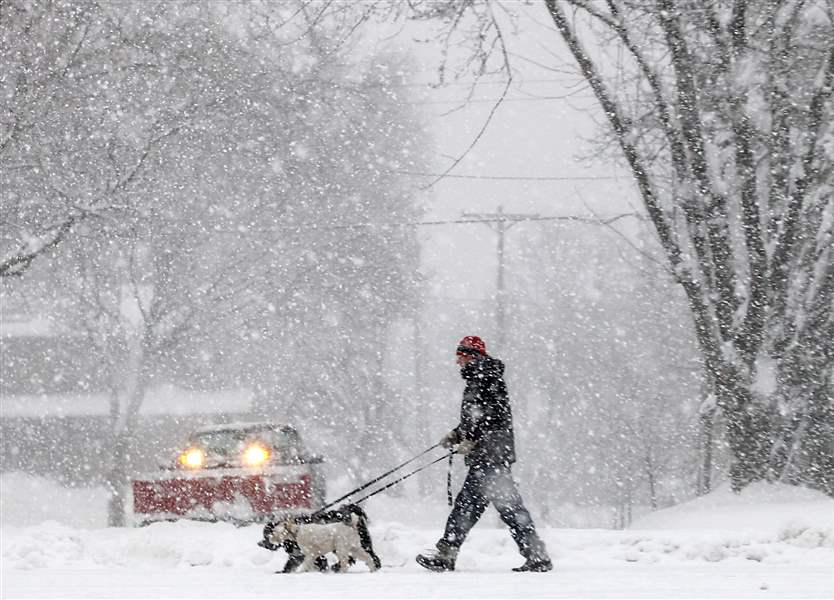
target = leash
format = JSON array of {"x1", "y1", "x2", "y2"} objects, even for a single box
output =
[
  {"x1": 350, "y1": 450, "x2": 455, "y2": 506},
  {"x1": 312, "y1": 443, "x2": 442, "y2": 516},
  {"x1": 446, "y1": 453, "x2": 454, "y2": 507}
]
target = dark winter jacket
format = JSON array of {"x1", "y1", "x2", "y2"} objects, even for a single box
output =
[{"x1": 453, "y1": 355, "x2": 516, "y2": 468}]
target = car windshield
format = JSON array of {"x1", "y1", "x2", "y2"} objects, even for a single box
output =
[
  {"x1": 192, "y1": 430, "x2": 248, "y2": 455},
  {"x1": 190, "y1": 428, "x2": 297, "y2": 459}
]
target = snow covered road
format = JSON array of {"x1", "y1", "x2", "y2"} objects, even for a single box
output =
[
  {"x1": 4, "y1": 563, "x2": 831, "y2": 599},
  {"x1": 3, "y1": 521, "x2": 833, "y2": 598},
  {"x1": 2, "y1": 477, "x2": 833, "y2": 598}
]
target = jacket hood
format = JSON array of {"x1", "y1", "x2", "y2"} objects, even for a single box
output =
[{"x1": 461, "y1": 354, "x2": 504, "y2": 379}]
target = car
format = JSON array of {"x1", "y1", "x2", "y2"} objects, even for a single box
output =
[{"x1": 129, "y1": 421, "x2": 326, "y2": 526}]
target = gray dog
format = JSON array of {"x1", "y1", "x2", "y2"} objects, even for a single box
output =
[{"x1": 268, "y1": 514, "x2": 379, "y2": 573}]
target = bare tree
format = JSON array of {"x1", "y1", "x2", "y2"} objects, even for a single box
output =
[
  {"x1": 543, "y1": 0, "x2": 833, "y2": 494},
  {"x1": 378, "y1": 0, "x2": 833, "y2": 494},
  {"x1": 0, "y1": 1, "x2": 224, "y2": 277},
  {"x1": 0, "y1": 0, "x2": 97, "y2": 275}
]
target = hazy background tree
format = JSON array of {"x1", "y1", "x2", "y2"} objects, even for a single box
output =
[
  {"x1": 1, "y1": 1, "x2": 209, "y2": 276},
  {"x1": 2, "y1": 0, "x2": 428, "y2": 524},
  {"x1": 506, "y1": 219, "x2": 701, "y2": 525}
]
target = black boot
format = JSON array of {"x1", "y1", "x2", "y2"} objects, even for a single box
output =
[
  {"x1": 512, "y1": 557, "x2": 553, "y2": 572},
  {"x1": 278, "y1": 541, "x2": 304, "y2": 573},
  {"x1": 259, "y1": 522, "x2": 281, "y2": 551},
  {"x1": 416, "y1": 541, "x2": 458, "y2": 572},
  {"x1": 314, "y1": 556, "x2": 330, "y2": 572}
]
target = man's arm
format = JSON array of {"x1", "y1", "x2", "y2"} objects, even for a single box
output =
[{"x1": 440, "y1": 428, "x2": 461, "y2": 448}]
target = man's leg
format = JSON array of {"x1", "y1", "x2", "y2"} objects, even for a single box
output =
[
  {"x1": 484, "y1": 468, "x2": 551, "y2": 570},
  {"x1": 440, "y1": 466, "x2": 489, "y2": 549},
  {"x1": 416, "y1": 466, "x2": 488, "y2": 571}
]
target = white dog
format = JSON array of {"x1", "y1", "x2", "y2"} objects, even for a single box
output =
[{"x1": 268, "y1": 514, "x2": 379, "y2": 573}]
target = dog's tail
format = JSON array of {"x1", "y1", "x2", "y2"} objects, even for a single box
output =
[
  {"x1": 349, "y1": 513, "x2": 361, "y2": 530},
  {"x1": 348, "y1": 504, "x2": 370, "y2": 525}
]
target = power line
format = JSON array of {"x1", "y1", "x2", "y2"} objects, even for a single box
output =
[
  {"x1": 414, "y1": 213, "x2": 639, "y2": 227},
  {"x1": 406, "y1": 94, "x2": 594, "y2": 105},
  {"x1": 390, "y1": 170, "x2": 623, "y2": 182},
  {"x1": 71, "y1": 211, "x2": 643, "y2": 240},
  {"x1": 204, "y1": 212, "x2": 641, "y2": 235},
  {"x1": 393, "y1": 78, "x2": 585, "y2": 89}
]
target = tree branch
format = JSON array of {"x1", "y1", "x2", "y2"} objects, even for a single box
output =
[
  {"x1": 0, "y1": 215, "x2": 79, "y2": 277},
  {"x1": 769, "y1": 40, "x2": 834, "y2": 321},
  {"x1": 656, "y1": 0, "x2": 739, "y2": 343}
]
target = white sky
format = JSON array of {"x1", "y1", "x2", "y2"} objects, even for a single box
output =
[
  {"x1": 372, "y1": 5, "x2": 640, "y2": 368},
  {"x1": 399, "y1": 7, "x2": 635, "y2": 288}
]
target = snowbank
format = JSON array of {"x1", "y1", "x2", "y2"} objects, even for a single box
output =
[
  {"x1": 2, "y1": 474, "x2": 833, "y2": 573},
  {"x1": 631, "y1": 482, "x2": 834, "y2": 532},
  {"x1": 622, "y1": 482, "x2": 834, "y2": 564}
]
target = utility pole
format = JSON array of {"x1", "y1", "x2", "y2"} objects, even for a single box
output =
[
  {"x1": 412, "y1": 304, "x2": 431, "y2": 496},
  {"x1": 462, "y1": 206, "x2": 539, "y2": 352}
]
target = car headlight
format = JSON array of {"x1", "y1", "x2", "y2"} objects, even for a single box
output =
[
  {"x1": 242, "y1": 444, "x2": 270, "y2": 467},
  {"x1": 178, "y1": 447, "x2": 205, "y2": 469}
]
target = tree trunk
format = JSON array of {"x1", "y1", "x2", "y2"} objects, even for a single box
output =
[
  {"x1": 645, "y1": 450, "x2": 658, "y2": 510},
  {"x1": 413, "y1": 315, "x2": 433, "y2": 497},
  {"x1": 106, "y1": 339, "x2": 150, "y2": 527},
  {"x1": 698, "y1": 407, "x2": 716, "y2": 496},
  {"x1": 106, "y1": 435, "x2": 130, "y2": 527},
  {"x1": 614, "y1": 479, "x2": 634, "y2": 529},
  {"x1": 777, "y1": 386, "x2": 834, "y2": 495},
  {"x1": 714, "y1": 375, "x2": 774, "y2": 492}
]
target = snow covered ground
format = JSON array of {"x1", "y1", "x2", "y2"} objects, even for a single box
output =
[{"x1": 2, "y1": 473, "x2": 833, "y2": 598}]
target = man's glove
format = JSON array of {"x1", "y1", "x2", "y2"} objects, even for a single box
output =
[
  {"x1": 440, "y1": 430, "x2": 460, "y2": 449},
  {"x1": 455, "y1": 439, "x2": 475, "y2": 456}
]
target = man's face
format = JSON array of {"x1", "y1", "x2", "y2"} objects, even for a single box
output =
[{"x1": 456, "y1": 352, "x2": 477, "y2": 367}]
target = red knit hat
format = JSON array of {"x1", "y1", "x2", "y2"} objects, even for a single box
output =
[{"x1": 456, "y1": 335, "x2": 487, "y2": 356}]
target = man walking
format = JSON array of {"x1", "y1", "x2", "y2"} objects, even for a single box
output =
[{"x1": 416, "y1": 335, "x2": 552, "y2": 572}]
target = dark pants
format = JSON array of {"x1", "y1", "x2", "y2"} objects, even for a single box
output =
[{"x1": 441, "y1": 464, "x2": 548, "y2": 560}]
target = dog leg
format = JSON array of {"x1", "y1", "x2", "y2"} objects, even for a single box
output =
[
  {"x1": 334, "y1": 548, "x2": 351, "y2": 574},
  {"x1": 281, "y1": 541, "x2": 304, "y2": 573},
  {"x1": 352, "y1": 546, "x2": 378, "y2": 572},
  {"x1": 297, "y1": 556, "x2": 317, "y2": 573},
  {"x1": 281, "y1": 555, "x2": 303, "y2": 573}
]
